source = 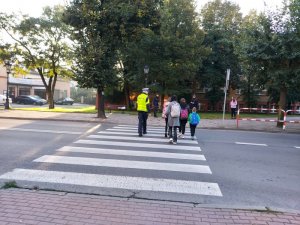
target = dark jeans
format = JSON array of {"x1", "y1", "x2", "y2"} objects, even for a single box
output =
[
  {"x1": 169, "y1": 126, "x2": 178, "y2": 142},
  {"x1": 138, "y1": 111, "x2": 148, "y2": 135},
  {"x1": 179, "y1": 119, "x2": 188, "y2": 134},
  {"x1": 190, "y1": 124, "x2": 197, "y2": 137},
  {"x1": 165, "y1": 118, "x2": 169, "y2": 136},
  {"x1": 231, "y1": 108, "x2": 237, "y2": 118},
  {"x1": 154, "y1": 106, "x2": 158, "y2": 117}
]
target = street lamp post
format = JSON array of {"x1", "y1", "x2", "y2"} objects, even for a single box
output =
[
  {"x1": 144, "y1": 65, "x2": 149, "y2": 87},
  {"x1": 4, "y1": 60, "x2": 12, "y2": 110}
]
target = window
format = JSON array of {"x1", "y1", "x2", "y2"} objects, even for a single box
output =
[{"x1": 19, "y1": 87, "x2": 30, "y2": 96}]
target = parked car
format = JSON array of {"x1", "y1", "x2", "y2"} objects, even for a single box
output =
[
  {"x1": 0, "y1": 94, "x2": 12, "y2": 106},
  {"x1": 55, "y1": 97, "x2": 74, "y2": 105},
  {"x1": 14, "y1": 95, "x2": 47, "y2": 105}
]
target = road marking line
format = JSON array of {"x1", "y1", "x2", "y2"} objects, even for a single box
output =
[
  {"x1": 235, "y1": 142, "x2": 268, "y2": 146},
  {"x1": 57, "y1": 146, "x2": 206, "y2": 161},
  {"x1": 34, "y1": 155, "x2": 211, "y2": 174},
  {"x1": 88, "y1": 135, "x2": 198, "y2": 144},
  {"x1": 98, "y1": 131, "x2": 195, "y2": 139},
  {"x1": 106, "y1": 129, "x2": 192, "y2": 135},
  {"x1": 0, "y1": 127, "x2": 82, "y2": 134},
  {"x1": 113, "y1": 126, "x2": 190, "y2": 133},
  {"x1": 75, "y1": 140, "x2": 201, "y2": 151},
  {"x1": 0, "y1": 169, "x2": 222, "y2": 196},
  {"x1": 294, "y1": 146, "x2": 300, "y2": 149},
  {"x1": 98, "y1": 131, "x2": 190, "y2": 139}
]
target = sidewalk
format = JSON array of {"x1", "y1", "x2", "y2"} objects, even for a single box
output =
[
  {"x1": 1, "y1": 189, "x2": 299, "y2": 225},
  {"x1": 0, "y1": 109, "x2": 300, "y2": 224},
  {"x1": 0, "y1": 109, "x2": 300, "y2": 133}
]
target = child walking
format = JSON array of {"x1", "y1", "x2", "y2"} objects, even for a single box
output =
[
  {"x1": 162, "y1": 97, "x2": 171, "y2": 137},
  {"x1": 188, "y1": 107, "x2": 200, "y2": 140}
]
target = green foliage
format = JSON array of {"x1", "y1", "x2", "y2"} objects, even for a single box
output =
[
  {"x1": 2, "y1": 181, "x2": 18, "y2": 189},
  {"x1": 199, "y1": 0, "x2": 242, "y2": 107},
  {"x1": 157, "y1": 0, "x2": 208, "y2": 95},
  {"x1": 0, "y1": 6, "x2": 74, "y2": 109},
  {"x1": 239, "y1": 0, "x2": 300, "y2": 110}
]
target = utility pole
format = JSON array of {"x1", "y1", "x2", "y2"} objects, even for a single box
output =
[{"x1": 222, "y1": 69, "x2": 230, "y2": 124}]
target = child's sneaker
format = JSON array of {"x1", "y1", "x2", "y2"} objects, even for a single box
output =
[
  {"x1": 181, "y1": 135, "x2": 185, "y2": 139},
  {"x1": 173, "y1": 141, "x2": 177, "y2": 145},
  {"x1": 169, "y1": 138, "x2": 173, "y2": 143}
]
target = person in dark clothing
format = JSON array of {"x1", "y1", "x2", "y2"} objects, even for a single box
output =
[
  {"x1": 189, "y1": 94, "x2": 199, "y2": 112},
  {"x1": 153, "y1": 94, "x2": 159, "y2": 117},
  {"x1": 178, "y1": 98, "x2": 189, "y2": 139}
]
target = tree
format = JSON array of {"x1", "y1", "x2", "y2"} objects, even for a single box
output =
[
  {"x1": 236, "y1": 10, "x2": 262, "y2": 108},
  {"x1": 199, "y1": 0, "x2": 242, "y2": 110},
  {"x1": 65, "y1": 0, "x2": 163, "y2": 116},
  {"x1": 64, "y1": 0, "x2": 121, "y2": 118},
  {"x1": 0, "y1": 6, "x2": 73, "y2": 109},
  {"x1": 240, "y1": 0, "x2": 300, "y2": 126},
  {"x1": 158, "y1": 0, "x2": 208, "y2": 105}
]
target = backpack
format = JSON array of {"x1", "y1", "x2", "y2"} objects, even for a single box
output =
[
  {"x1": 190, "y1": 112, "x2": 199, "y2": 125},
  {"x1": 170, "y1": 102, "x2": 181, "y2": 118},
  {"x1": 180, "y1": 108, "x2": 188, "y2": 119}
]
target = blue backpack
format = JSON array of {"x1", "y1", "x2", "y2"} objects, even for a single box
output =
[{"x1": 190, "y1": 112, "x2": 200, "y2": 125}]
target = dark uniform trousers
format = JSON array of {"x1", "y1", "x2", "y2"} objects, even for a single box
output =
[{"x1": 138, "y1": 111, "x2": 148, "y2": 135}]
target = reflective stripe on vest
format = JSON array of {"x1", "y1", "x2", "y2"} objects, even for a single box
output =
[{"x1": 137, "y1": 93, "x2": 149, "y2": 112}]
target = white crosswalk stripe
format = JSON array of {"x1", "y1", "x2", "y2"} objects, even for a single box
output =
[
  {"x1": 75, "y1": 139, "x2": 201, "y2": 151},
  {"x1": 87, "y1": 134, "x2": 198, "y2": 144},
  {"x1": 34, "y1": 155, "x2": 211, "y2": 173},
  {"x1": 57, "y1": 146, "x2": 206, "y2": 161},
  {"x1": 0, "y1": 169, "x2": 222, "y2": 196},
  {"x1": 0, "y1": 124, "x2": 222, "y2": 197},
  {"x1": 113, "y1": 126, "x2": 191, "y2": 134}
]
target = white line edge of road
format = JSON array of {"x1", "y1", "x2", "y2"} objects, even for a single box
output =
[
  {"x1": 294, "y1": 146, "x2": 300, "y2": 149},
  {"x1": 0, "y1": 127, "x2": 82, "y2": 135},
  {"x1": 235, "y1": 142, "x2": 268, "y2": 147}
]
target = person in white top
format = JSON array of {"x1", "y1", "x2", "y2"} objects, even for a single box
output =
[{"x1": 230, "y1": 97, "x2": 238, "y2": 119}]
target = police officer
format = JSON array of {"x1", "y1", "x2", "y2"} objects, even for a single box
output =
[{"x1": 137, "y1": 88, "x2": 150, "y2": 137}]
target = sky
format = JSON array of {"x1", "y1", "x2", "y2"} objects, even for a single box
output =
[{"x1": 0, "y1": 0, "x2": 284, "y2": 17}]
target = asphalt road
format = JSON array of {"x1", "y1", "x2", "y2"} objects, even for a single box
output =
[{"x1": 0, "y1": 119, "x2": 299, "y2": 211}]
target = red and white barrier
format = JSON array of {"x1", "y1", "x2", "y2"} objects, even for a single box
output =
[{"x1": 236, "y1": 108, "x2": 300, "y2": 130}]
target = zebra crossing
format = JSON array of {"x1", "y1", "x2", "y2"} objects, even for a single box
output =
[{"x1": 0, "y1": 125, "x2": 222, "y2": 197}]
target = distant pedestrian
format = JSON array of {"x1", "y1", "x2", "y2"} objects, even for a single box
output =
[
  {"x1": 188, "y1": 107, "x2": 200, "y2": 140},
  {"x1": 189, "y1": 94, "x2": 199, "y2": 112},
  {"x1": 162, "y1": 97, "x2": 171, "y2": 138},
  {"x1": 153, "y1": 94, "x2": 159, "y2": 117},
  {"x1": 165, "y1": 95, "x2": 181, "y2": 144},
  {"x1": 178, "y1": 98, "x2": 189, "y2": 139},
  {"x1": 137, "y1": 88, "x2": 150, "y2": 137},
  {"x1": 230, "y1": 97, "x2": 238, "y2": 119}
]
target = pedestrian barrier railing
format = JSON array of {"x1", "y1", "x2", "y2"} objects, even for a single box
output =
[{"x1": 236, "y1": 108, "x2": 300, "y2": 130}]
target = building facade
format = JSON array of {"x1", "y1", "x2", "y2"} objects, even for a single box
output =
[{"x1": 0, "y1": 66, "x2": 71, "y2": 102}]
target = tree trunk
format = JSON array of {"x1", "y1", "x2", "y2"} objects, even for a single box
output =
[
  {"x1": 276, "y1": 86, "x2": 287, "y2": 127},
  {"x1": 124, "y1": 82, "x2": 131, "y2": 110},
  {"x1": 47, "y1": 87, "x2": 55, "y2": 109},
  {"x1": 192, "y1": 80, "x2": 197, "y2": 95},
  {"x1": 97, "y1": 87, "x2": 106, "y2": 118}
]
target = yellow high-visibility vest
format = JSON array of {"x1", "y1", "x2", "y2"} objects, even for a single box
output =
[{"x1": 137, "y1": 93, "x2": 149, "y2": 112}]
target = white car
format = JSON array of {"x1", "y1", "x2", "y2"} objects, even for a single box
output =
[{"x1": 0, "y1": 94, "x2": 12, "y2": 106}]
